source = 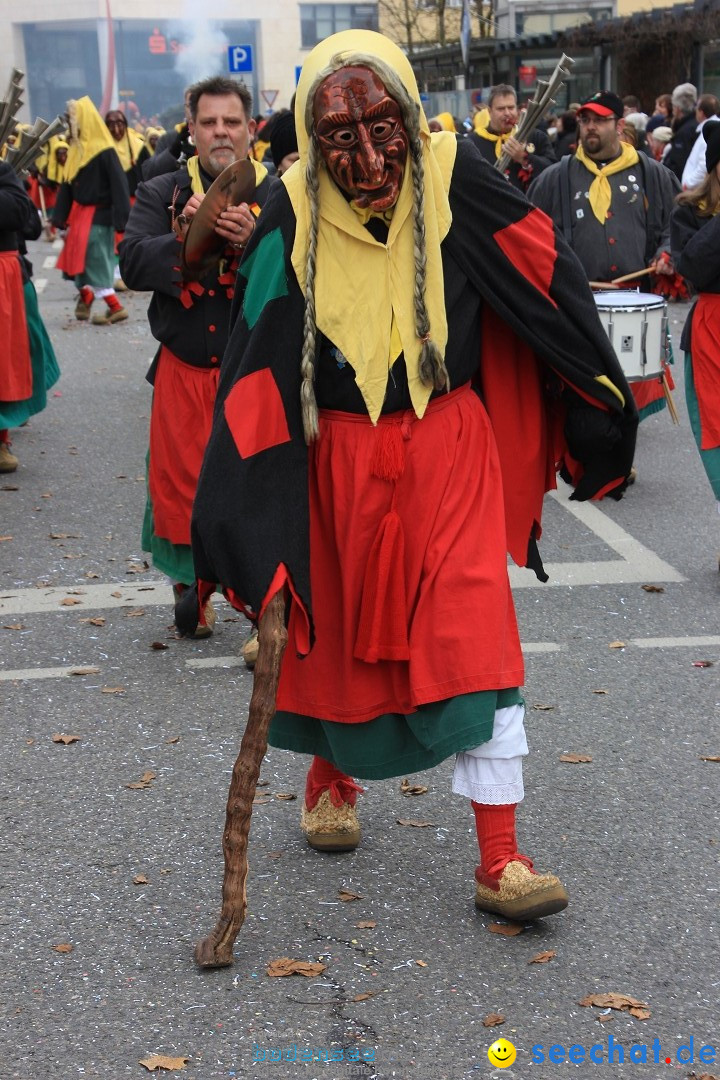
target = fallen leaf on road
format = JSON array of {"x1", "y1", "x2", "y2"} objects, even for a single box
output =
[
  {"x1": 49, "y1": 532, "x2": 79, "y2": 539},
  {"x1": 126, "y1": 562, "x2": 149, "y2": 574},
  {"x1": 139, "y1": 1056, "x2": 189, "y2": 1073},
  {"x1": 111, "y1": 591, "x2": 122, "y2": 598},
  {"x1": 69, "y1": 666, "x2": 100, "y2": 676},
  {"x1": 529, "y1": 950, "x2": 556, "y2": 964},
  {"x1": 488, "y1": 922, "x2": 524, "y2": 937},
  {"x1": 275, "y1": 792, "x2": 297, "y2": 801},
  {"x1": 133, "y1": 875, "x2": 149, "y2": 885},
  {"x1": 609, "y1": 641, "x2": 626, "y2": 649},
  {"x1": 559, "y1": 753, "x2": 593, "y2": 764},
  {"x1": 592, "y1": 689, "x2": 608, "y2": 695},
  {"x1": 597, "y1": 1014, "x2": 614, "y2": 1023},
  {"x1": 482, "y1": 1013, "x2": 506, "y2": 1027},
  {"x1": 352, "y1": 992, "x2": 377, "y2": 1002},
  {"x1": 257, "y1": 778, "x2": 270, "y2": 787},
  {"x1": 253, "y1": 795, "x2": 271, "y2": 805},
  {"x1": 166, "y1": 736, "x2": 180, "y2": 744},
  {"x1": 692, "y1": 660, "x2": 714, "y2": 668},
  {"x1": 60, "y1": 597, "x2": 82, "y2": 606},
  {"x1": 532, "y1": 703, "x2": 555, "y2": 711},
  {"x1": 641, "y1": 584, "x2": 664, "y2": 593},
  {"x1": 396, "y1": 819, "x2": 434, "y2": 828},
  {"x1": 355, "y1": 921, "x2": 376, "y2": 929},
  {"x1": 400, "y1": 778, "x2": 428, "y2": 796},
  {"x1": 150, "y1": 641, "x2": 169, "y2": 650},
  {"x1": 52, "y1": 734, "x2": 81, "y2": 744},
  {"x1": 85, "y1": 572, "x2": 99, "y2": 579},
  {"x1": 338, "y1": 889, "x2": 363, "y2": 902},
  {"x1": 52, "y1": 943, "x2": 73, "y2": 953},
  {"x1": 0, "y1": 535, "x2": 12, "y2": 541},
  {"x1": 266, "y1": 958, "x2": 327, "y2": 978},
  {"x1": 3, "y1": 623, "x2": 25, "y2": 630},
  {"x1": 124, "y1": 608, "x2": 145, "y2": 618},
  {"x1": 266, "y1": 851, "x2": 284, "y2": 859},
  {"x1": 699, "y1": 755, "x2": 720, "y2": 762},
  {"x1": 80, "y1": 617, "x2": 105, "y2": 626},
  {"x1": 579, "y1": 992, "x2": 649, "y2": 1018},
  {"x1": 126, "y1": 770, "x2": 156, "y2": 790},
  {"x1": 101, "y1": 686, "x2": 125, "y2": 694},
  {"x1": 415, "y1": 960, "x2": 428, "y2": 967}
]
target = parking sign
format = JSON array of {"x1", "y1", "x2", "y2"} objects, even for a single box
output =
[{"x1": 228, "y1": 45, "x2": 253, "y2": 73}]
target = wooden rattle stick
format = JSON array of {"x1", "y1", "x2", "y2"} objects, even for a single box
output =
[
  {"x1": 662, "y1": 372, "x2": 680, "y2": 426},
  {"x1": 194, "y1": 589, "x2": 288, "y2": 968}
]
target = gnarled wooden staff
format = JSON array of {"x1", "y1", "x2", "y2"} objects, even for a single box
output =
[{"x1": 195, "y1": 590, "x2": 287, "y2": 968}]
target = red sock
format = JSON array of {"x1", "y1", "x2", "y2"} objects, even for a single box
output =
[
  {"x1": 471, "y1": 801, "x2": 532, "y2": 879},
  {"x1": 0, "y1": 428, "x2": 9, "y2": 444},
  {"x1": 104, "y1": 292, "x2": 123, "y2": 313},
  {"x1": 305, "y1": 756, "x2": 363, "y2": 810},
  {"x1": 80, "y1": 286, "x2": 94, "y2": 306}
]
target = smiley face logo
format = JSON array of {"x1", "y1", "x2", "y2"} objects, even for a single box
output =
[{"x1": 488, "y1": 1038, "x2": 517, "y2": 1068}]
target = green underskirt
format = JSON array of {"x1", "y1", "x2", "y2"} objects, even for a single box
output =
[
  {"x1": 270, "y1": 687, "x2": 523, "y2": 780},
  {"x1": 141, "y1": 453, "x2": 195, "y2": 585}
]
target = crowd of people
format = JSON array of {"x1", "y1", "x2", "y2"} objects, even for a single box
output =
[{"x1": 3, "y1": 38, "x2": 720, "y2": 925}]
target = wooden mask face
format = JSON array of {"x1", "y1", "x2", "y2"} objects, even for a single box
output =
[{"x1": 312, "y1": 66, "x2": 408, "y2": 212}]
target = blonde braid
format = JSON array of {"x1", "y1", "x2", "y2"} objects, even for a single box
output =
[{"x1": 300, "y1": 136, "x2": 321, "y2": 443}]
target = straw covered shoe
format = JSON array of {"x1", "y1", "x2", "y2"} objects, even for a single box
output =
[
  {"x1": 301, "y1": 790, "x2": 361, "y2": 852},
  {"x1": 475, "y1": 858, "x2": 568, "y2": 922}
]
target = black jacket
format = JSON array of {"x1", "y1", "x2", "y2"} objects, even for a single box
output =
[
  {"x1": 119, "y1": 164, "x2": 274, "y2": 372},
  {"x1": 53, "y1": 148, "x2": 130, "y2": 231},
  {"x1": 468, "y1": 127, "x2": 556, "y2": 191},
  {"x1": 671, "y1": 201, "x2": 720, "y2": 350},
  {"x1": 664, "y1": 113, "x2": 698, "y2": 181}
]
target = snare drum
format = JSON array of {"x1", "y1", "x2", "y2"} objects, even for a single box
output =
[{"x1": 593, "y1": 291, "x2": 668, "y2": 381}]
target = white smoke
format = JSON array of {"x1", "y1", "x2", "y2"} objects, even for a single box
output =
[{"x1": 170, "y1": 19, "x2": 229, "y2": 84}]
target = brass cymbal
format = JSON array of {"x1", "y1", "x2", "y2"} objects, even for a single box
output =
[{"x1": 181, "y1": 158, "x2": 257, "y2": 281}]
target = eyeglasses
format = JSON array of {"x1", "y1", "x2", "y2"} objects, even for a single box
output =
[{"x1": 577, "y1": 114, "x2": 617, "y2": 126}]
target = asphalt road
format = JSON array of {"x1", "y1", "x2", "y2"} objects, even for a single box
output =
[{"x1": 1, "y1": 241, "x2": 718, "y2": 1080}]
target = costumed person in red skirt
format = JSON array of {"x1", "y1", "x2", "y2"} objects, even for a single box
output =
[
  {"x1": 0, "y1": 161, "x2": 60, "y2": 471},
  {"x1": 119, "y1": 77, "x2": 273, "y2": 637},
  {"x1": 183, "y1": 31, "x2": 638, "y2": 922},
  {"x1": 671, "y1": 123, "x2": 720, "y2": 560},
  {"x1": 53, "y1": 97, "x2": 130, "y2": 325}
]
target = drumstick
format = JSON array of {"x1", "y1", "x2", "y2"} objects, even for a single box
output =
[
  {"x1": 589, "y1": 281, "x2": 620, "y2": 290},
  {"x1": 662, "y1": 372, "x2": 680, "y2": 425},
  {"x1": 610, "y1": 267, "x2": 655, "y2": 285}
]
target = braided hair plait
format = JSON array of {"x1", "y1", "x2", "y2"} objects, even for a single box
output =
[
  {"x1": 408, "y1": 129, "x2": 450, "y2": 392},
  {"x1": 300, "y1": 136, "x2": 321, "y2": 443}
]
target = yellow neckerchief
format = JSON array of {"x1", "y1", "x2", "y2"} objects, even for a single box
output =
[
  {"x1": 65, "y1": 97, "x2": 116, "y2": 183},
  {"x1": 110, "y1": 125, "x2": 145, "y2": 172},
  {"x1": 474, "y1": 123, "x2": 517, "y2": 159},
  {"x1": 143, "y1": 126, "x2": 164, "y2": 157},
  {"x1": 576, "y1": 142, "x2": 639, "y2": 223},
  {"x1": 285, "y1": 28, "x2": 455, "y2": 424},
  {"x1": 253, "y1": 138, "x2": 270, "y2": 163},
  {"x1": 473, "y1": 108, "x2": 489, "y2": 132},
  {"x1": 697, "y1": 198, "x2": 720, "y2": 216},
  {"x1": 186, "y1": 154, "x2": 268, "y2": 196}
]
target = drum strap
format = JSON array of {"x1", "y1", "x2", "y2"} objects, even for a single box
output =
[{"x1": 559, "y1": 154, "x2": 573, "y2": 246}]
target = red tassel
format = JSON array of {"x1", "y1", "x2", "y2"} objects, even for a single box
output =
[
  {"x1": 370, "y1": 423, "x2": 405, "y2": 482},
  {"x1": 354, "y1": 510, "x2": 409, "y2": 663}
]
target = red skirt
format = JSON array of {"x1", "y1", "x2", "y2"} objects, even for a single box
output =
[
  {"x1": 690, "y1": 294, "x2": 720, "y2": 449},
  {"x1": 277, "y1": 384, "x2": 525, "y2": 724},
  {"x1": 57, "y1": 203, "x2": 95, "y2": 276},
  {"x1": 149, "y1": 347, "x2": 220, "y2": 545},
  {"x1": 0, "y1": 251, "x2": 32, "y2": 402}
]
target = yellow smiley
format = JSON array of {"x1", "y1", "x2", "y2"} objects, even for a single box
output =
[{"x1": 488, "y1": 1038, "x2": 517, "y2": 1068}]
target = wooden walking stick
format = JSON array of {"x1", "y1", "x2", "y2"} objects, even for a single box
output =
[{"x1": 195, "y1": 589, "x2": 288, "y2": 968}]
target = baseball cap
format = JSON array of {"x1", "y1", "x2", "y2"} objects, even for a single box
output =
[{"x1": 577, "y1": 91, "x2": 624, "y2": 119}]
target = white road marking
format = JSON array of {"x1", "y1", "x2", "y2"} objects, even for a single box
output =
[
  {"x1": 185, "y1": 657, "x2": 244, "y2": 670},
  {"x1": 34, "y1": 278, "x2": 47, "y2": 294},
  {"x1": 52, "y1": 238, "x2": 63, "y2": 251},
  {"x1": 0, "y1": 665, "x2": 100, "y2": 682},
  {"x1": 508, "y1": 489, "x2": 685, "y2": 588},
  {"x1": 0, "y1": 581, "x2": 173, "y2": 615},
  {"x1": 632, "y1": 635, "x2": 720, "y2": 649},
  {"x1": 42, "y1": 254, "x2": 57, "y2": 270}
]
